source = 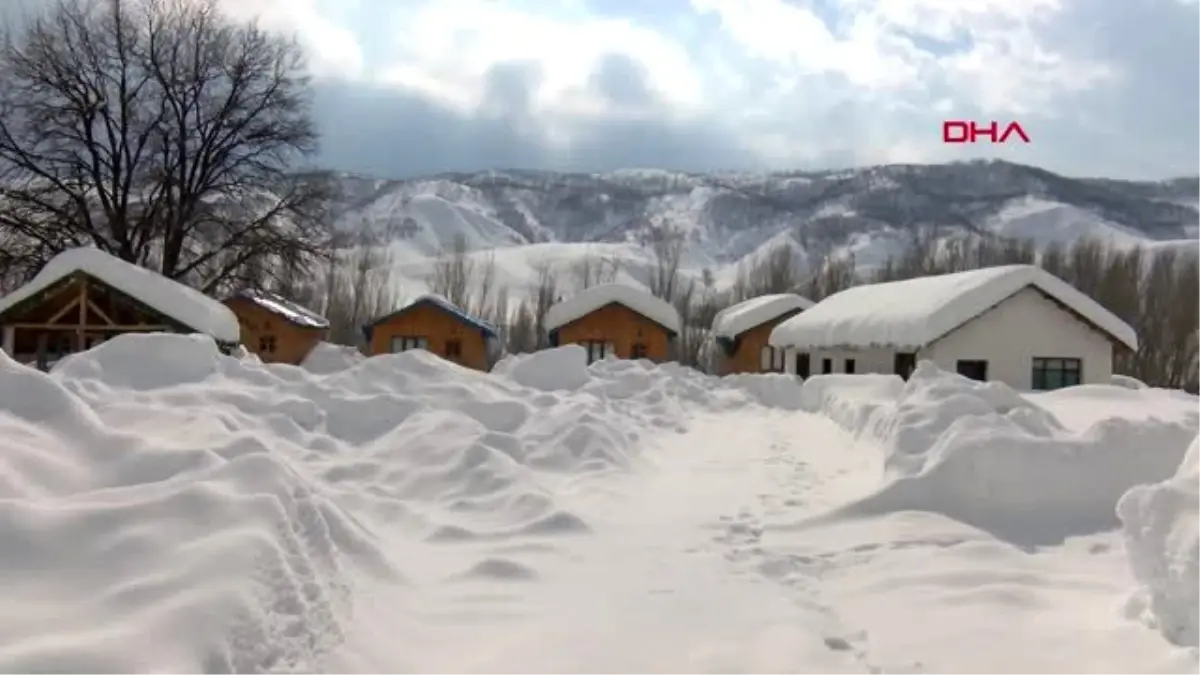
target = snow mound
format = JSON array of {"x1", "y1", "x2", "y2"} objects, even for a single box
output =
[
  {"x1": 798, "y1": 373, "x2": 905, "y2": 435},
  {"x1": 300, "y1": 342, "x2": 366, "y2": 374},
  {"x1": 0, "y1": 333, "x2": 812, "y2": 670},
  {"x1": 712, "y1": 293, "x2": 813, "y2": 340},
  {"x1": 1118, "y1": 436, "x2": 1200, "y2": 648},
  {"x1": 1111, "y1": 374, "x2": 1148, "y2": 390},
  {"x1": 830, "y1": 361, "x2": 1197, "y2": 546},
  {"x1": 492, "y1": 345, "x2": 591, "y2": 392},
  {"x1": 545, "y1": 282, "x2": 681, "y2": 334}
]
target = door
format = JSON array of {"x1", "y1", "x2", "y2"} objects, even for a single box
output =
[
  {"x1": 956, "y1": 359, "x2": 988, "y2": 381},
  {"x1": 795, "y1": 353, "x2": 810, "y2": 377}
]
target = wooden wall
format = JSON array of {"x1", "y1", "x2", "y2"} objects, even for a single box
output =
[
  {"x1": 225, "y1": 297, "x2": 326, "y2": 365},
  {"x1": 368, "y1": 302, "x2": 490, "y2": 371},
  {"x1": 553, "y1": 302, "x2": 673, "y2": 361},
  {"x1": 720, "y1": 309, "x2": 803, "y2": 375}
]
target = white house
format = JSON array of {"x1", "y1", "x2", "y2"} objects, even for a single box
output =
[{"x1": 768, "y1": 264, "x2": 1138, "y2": 390}]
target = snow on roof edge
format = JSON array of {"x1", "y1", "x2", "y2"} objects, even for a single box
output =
[
  {"x1": 711, "y1": 293, "x2": 815, "y2": 340},
  {"x1": 368, "y1": 293, "x2": 498, "y2": 338},
  {"x1": 231, "y1": 289, "x2": 329, "y2": 329},
  {"x1": 768, "y1": 265, "x2": 1138, "y2": 352},
  {"x1": 544, "y1": 283, "x2": 682, "y2": 334},
  {"x1": 0, "y1": 247, "x2": 241, "y2": 344}
]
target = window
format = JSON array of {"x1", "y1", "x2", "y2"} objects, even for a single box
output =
[
  {"x1": 759, "y1": 346, "x2": 786, "y2": 372},
  {"x1": 444, "y1": 340, "x2": 462, "y2": 359},
  {"x1": 631, "y1": 342, "x2": 648, "y2": 359},
  {"x1": 795, "y1": 353, "x2": 811, "y2": 378},
  {"x1": 894, "y1": 352, "x2": 916, "y2": 380},
  {"x1": 390, "y1": 336, "x2": 428, "y2": 353},
  {"x1": 956, "y1": 359, "x2": 989, "y2": 381},
  {"x1": 821, "y1": 358, "x2": 832, "y2": 374},
  {"x1": 1031, "y1": 357, "x2": 1081, "y2": 390},
  {"x1": 258, "y1": 335, "x2": 277, "y2": 353},
  {"x1": 582, "y1": 340, "x2": 614, "y2": 364},
  {"x1": 844, "y1": 358, "x2": 856, "y2": 374}
]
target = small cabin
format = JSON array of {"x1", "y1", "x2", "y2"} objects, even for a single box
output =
[
  {"x1": 362, "y1": 294, "x2": 497, "y2": 370},
  {"x1": 224, "y1": 289, "x2": 329, "y2": 365},
  {"x1": 544, "y1": 283, "x2": 681, "y2": 364},
  {"x1": 0, "y1": 247, "x2": 240, "y2": 370},
  {"x1": 712, "y1": 293, "x2": 814, "y2": 374}
]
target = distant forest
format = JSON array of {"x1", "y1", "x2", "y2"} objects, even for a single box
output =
[{"x1": 286, "y1": 228, "x2": 1197, "y2": 392}]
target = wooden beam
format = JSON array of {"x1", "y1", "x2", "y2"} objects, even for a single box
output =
[
  {"x1": 86, "y1": 299, "x2": 115, "y2": 326},
  {"x1": 46, "y1": 295, "x2": 81, "y2": 324},
  {"x1": 10, "y1": 323, "x2": 169, "y2": 331},
  {"x1": 77, "y1": 279, "x2": 87, "y2": 350}
]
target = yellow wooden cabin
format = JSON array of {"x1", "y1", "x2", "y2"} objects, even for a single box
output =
[
  {"x1": 362, "y1": 295, "x2": 497, "y2": 371},
  {"x1": 544, "y1": 283, "x2": 681, "y2": 363},
  {"x1": 711, "y1": 293, "x2": 814, "y2": 375},
  {"x1": 224, "y1": 289, "x2": 329, "y2": 365}
]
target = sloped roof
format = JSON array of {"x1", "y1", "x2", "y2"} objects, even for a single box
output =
[
  {"x1": 366, "y1": 294, "x2": 498, "y2": 338},
  {"x1": 769, "y1": 264, "x2": 1138, "y2": 352},
  {"x1": 0, "y1": 246, "x2": 240, "y2": 343},
  {"x1": 229, "y1": 289, "x2": 329, "y2": 329},
  {"x1": 712, "y1": 293, "x2": 814, "y2": 340},
  {"x1": 545, "y1": 283, "x2": 682, "y2": 334}
]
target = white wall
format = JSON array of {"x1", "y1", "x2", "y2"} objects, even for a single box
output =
[
  {"x1": 922, "y1": 286, "x2": 1115, "y2": 389},
  {"x1": 804, "y1": 347, "x2": 896, "y2": 375}
]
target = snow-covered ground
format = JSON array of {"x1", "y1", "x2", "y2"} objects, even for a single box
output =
[{"x1": 0, "y1": 335, "x2": 1196, "y2": 672}]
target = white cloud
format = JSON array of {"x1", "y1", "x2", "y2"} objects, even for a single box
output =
[
  {"x1": 375, "y1": 0, "x2": 704, "y2": 126},
  {"x1": 215, "y1": 0, "x2": 365, "y2": 78},
  {"x1": 209, "y1": 0, "x2": 1197, "y2": 178}
]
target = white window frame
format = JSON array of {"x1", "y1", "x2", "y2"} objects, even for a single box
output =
[{"x1": 390, "y1": 336, "x2": 429, "y2": 353}]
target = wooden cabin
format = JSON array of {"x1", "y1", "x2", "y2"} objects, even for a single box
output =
[
  {"x1": 224, "y1": 289, "x2": 329, "y2": 365},
  {"x1": 0, "y1": 247, "x2": 240, "y2": 370},
  {"x1": 711, "y1": 293, "x2": 814, "y2": 374},
  {"x1": 362, "y1": 295, "x2": 497, "y2": 371},
  {"x1": 544, "y1": 283, "x2": 681, "y2": 364}
]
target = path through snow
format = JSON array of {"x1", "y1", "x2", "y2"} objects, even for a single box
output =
[{"x1": 334, "y1": 409, "x2": 882, "y2": 673}]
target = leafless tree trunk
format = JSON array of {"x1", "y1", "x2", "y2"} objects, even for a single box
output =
[
  {"x1": 0, "y1": 0, "x2": 333, "y2": 291},
  {"x1": 645, "y1": 225, "x2": 686, "y2": 302},
  {"x1": 530, "y1": 260, "x2": 560, "y2": 345},
  {"x1": 570, "y1": 248, "x2": 620, "y2": 291},
  {"x1": 427, "y1": 233, "x2": 475, "y2": 308}
]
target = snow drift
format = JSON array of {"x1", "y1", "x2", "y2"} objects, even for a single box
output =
[
  {"x1": 825, "y1": 362, "x2": 1198, "y2": 547},
  {"x1": 1118, "y1": 436, "x2": 1199, "y2": 648},
  {"x1": 0, "y1": 335, "x2": 808, "y2": 671}
]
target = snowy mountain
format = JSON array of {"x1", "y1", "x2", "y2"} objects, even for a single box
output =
[{"x1": 326, "y1": 160, "x2": 1199, "y2": 293}]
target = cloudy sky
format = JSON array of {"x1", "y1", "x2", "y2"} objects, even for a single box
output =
[{"x1": 219, "y1": 0, "x2": 1197, "y2": 181}]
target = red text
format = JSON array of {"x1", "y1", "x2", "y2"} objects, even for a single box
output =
[{"x1": 943, "y1": 120, "x2": 1030, "y2": 144}]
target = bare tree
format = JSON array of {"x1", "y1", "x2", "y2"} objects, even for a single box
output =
[
  {"x1": 570, "y1": 248, "x2": 619, "y2": 291},
  {"x1": 645, "y1": 225, "x2": 686, "y2": 301},
  {"x1": 427, "y1": 234, "x2": 475, "y2": 308},
  {"x1": 530, "y1": 260, "x2": 560, "y2": 344},
  {"x1": 323, "y1": 232, "x2": 398, "y2": 347},
  {"x1": 0, "y1": 0, "x2": 333, "y2": 291}
]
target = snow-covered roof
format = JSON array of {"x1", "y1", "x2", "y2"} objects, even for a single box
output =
[
  {"x1": 544, "y1": 283, "x2": 681, "y2": 334},
  {"x1": 369, "y1": 293, "x2": 497, "y2": 338},
  {"x1": 230, "y1": 289, "x2": 329, "y2": 329},
  {"x1": 769, "y1": 265, "x2": 1138, "y2": 352},
  {"x1": 712, "y1": 293, "x2": 814, "y2": 340},
  {"x1": 0, "y1": 246, "x2": 241, "y2": 344}
]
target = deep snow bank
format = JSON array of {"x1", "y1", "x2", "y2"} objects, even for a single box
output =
[
  {"x1": 1118, "y1": 436, "x2": 1199, "y2": 648},
  {"x1": 0, "y1": 336, "x2": 804, "y2": 671},
  {"x1": 829, "y1": 362, "x2": 1198, "y2": 547}
]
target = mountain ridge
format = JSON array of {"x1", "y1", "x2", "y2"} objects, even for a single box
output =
[{"x1": 321, "y1": 159, "x2": 1198, "y2": 293}]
